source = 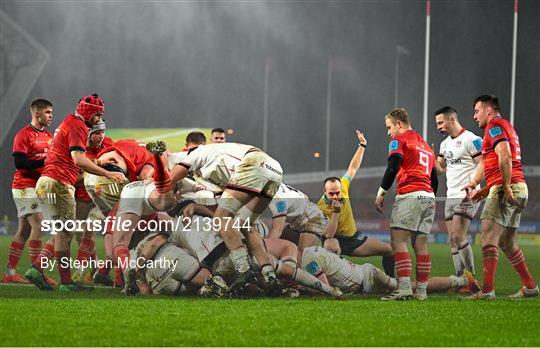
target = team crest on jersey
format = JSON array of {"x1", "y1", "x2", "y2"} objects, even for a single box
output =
[
  {"x1": 489, "y1": 127, "x2": 502, "y2": 138},
  {"x1": 473, "y1": 138, "x2": 482, "y2": 151},
  {"x1": 456, "y1": 141, "x2": 461, "y2": 147},
  {"x1": 388, "y1": 140, "x2": 398, "y2": 152},
  {"x1": 275, "y1": 201, "x2": 287, "y2": 213},
  {"x1": 305, "y1": 260, "x2": 321, "y2": 275}
]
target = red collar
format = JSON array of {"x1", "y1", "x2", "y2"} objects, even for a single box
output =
[{"x1": 451, "y1": 128, "x2": 466, "y2": 139}]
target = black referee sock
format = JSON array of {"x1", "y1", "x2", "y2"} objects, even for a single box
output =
[{"x1": 382, "y1": 255, "x2": 395, "y2": 278}]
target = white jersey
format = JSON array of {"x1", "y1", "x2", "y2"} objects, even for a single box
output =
[
  {"x1": 269, "y1": 183, "x2": 327, "y2": 233},
  {"x1": 167, "y1": 151, "x2": 188, "y2": 171},
  {"x1": 179, "y1": 143, "x2": 256, "y2": 188},
  {"x1": 439, "y1": 129, "x2": 482, "y2": 198},
  {"x1": 301, "y1": 246, "x2": 366, "y2": 293},
  {"x1": 169, "y1": 215, "x2": 224, "y2": 263}
]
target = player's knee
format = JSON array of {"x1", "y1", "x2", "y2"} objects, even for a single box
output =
[{"x1": 450, "y1": 234, "x2": 463, "y2": 247}]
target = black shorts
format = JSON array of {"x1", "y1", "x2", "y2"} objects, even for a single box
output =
[{"x1": 323, "y1": 231, "x2": 368, "y2": 256}]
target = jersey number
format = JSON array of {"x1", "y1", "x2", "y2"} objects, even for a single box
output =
[{"x1": 419, "y1": 152, "x2": 430, "y2": 175}]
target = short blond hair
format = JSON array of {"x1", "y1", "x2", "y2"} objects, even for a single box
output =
[{"x1": 385, "y1": 108, "x2": 410, "y2": 126}]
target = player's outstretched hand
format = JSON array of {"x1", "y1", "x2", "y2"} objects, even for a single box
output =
[
  {"x1": 105, "y1": 171, "x2": 125, "y2": 182},
  {"x1": 375, "y1": 195, "x2": 384, "y2": 214},
  {"x1": 356, "y1": 130, "x2": 367, "y2": 146}
]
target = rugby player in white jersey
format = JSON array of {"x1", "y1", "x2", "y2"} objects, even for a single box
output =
[
  {"x1": 301, "y1": 246, "x2": 480, "y2": 296},
  {"x1": 167, "y1": 211, "x2": 344, "y2": 298},
  {"x1": 124, "y1": 231, "x2": 228, "y2": 297},
  {"x1": 434, "y1": 106, "x2": 483, "y2": 278},
  {"x1": 268, "y1": 183, "x2": 336, "y2": 252},
  {"x1": 169, "y1": 142, "x2": 284, "y2": 295}
]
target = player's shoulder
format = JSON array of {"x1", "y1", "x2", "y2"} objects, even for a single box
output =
[
  {"x1": 485, "y1": 118, "x2": 510, "y2": 138},
  {"x1": 463, "y1": 129, "x2": 481, "y2": 140},
  {"x1": 14, "y1": 125, "x2": 30, "y2": 138}
]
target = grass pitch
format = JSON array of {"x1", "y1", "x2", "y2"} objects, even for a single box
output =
[
  {"x1": 0, "y1": 236, "x2": 539, "y2": 346},
  {"x1": 105, "y1": 128, "x2": 212, "y2": 152}
]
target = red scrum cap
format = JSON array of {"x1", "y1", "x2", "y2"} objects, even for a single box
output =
[{"x1": 75, "y1": 93, "x2": 105, "y2": 122}]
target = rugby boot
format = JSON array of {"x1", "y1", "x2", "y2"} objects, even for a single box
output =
[
  {"x1": 508, "y1": 285, "x2": 539, "y2": 299},
  {"x1": 24, "y1": 267, "x2": 53, "y2": 291}
]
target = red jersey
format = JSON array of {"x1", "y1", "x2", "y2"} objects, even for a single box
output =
[
  {"x1": 42, "y1": 115, "x2": 88, "y2": 186},
  {"x1": 75, "y1": 136, "x2": 115, "y2": 202},
  {"x1": 482, "y1": 117, "x2": 525, "y2": 188},
  {"x1": 12, "y1": 124, "x2": 53, "y2": 189},
  {"x1": 97, "y1": 139, "x2": 154, "y2": 181},
  {"x1": 86, "y1": 136, "x2": 114, "y2": 160},
  {"x1": 388, "y1": 130, "x2": 435, "y2": 195}
]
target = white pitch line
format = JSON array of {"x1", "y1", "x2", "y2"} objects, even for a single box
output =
[{"x1": 137, "y1": 128, "x2": 200, "y2": 142}]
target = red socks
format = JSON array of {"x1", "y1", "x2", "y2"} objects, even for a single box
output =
[
  {"x1": 394, "y1": 251, "x2": 412, "y2": 278},
  {"x1": 76, "y1": 238, "x2": 95, "y2": 263},
  {"x1": 482, "y1": 245, "x2": 499, "y2": 293},
  {"x1": 55, "y1": 250, "x2": 72, "y2": 284},
  {"x1": 113, "y1": 245, "x2": 130, "y2": 271},
  {"x1": 416, "y1": 254, "x2": 432, "y2": 284},
  {"x1": 28, "y1": 240, "x2": 42, "y2": 263},
  {"x1": 33, "y1": 240, "x2": 54, "y2": 272},
  {"x1": 7, "y1": 241, "x2": 24, "y2": 270},
  {"x1": 508, "y1": 247, "x2": 537, "y2": 289},
  {"x1": 152, "y1": 153, "x2": 172, "y2": 193}
]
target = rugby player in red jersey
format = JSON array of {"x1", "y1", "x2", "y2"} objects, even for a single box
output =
[
  {"x1": 2, "y1": 99, "x2": 53, "y2": 284},
  {"x1": 25, "y1": 94, "x2": 124, "y2": 291},
  {"x1": 72, "y1": 121, "x2": 114, "y2": 283},
  {"x1": 86, "y1": 138, "x2": 154, "y2": 286},
  {"x1": 463, "y1": 95, "x2": 537, "y2": 299},
  {"x1": 374, "y1": 108, "x2": 438, "y2": 300}
]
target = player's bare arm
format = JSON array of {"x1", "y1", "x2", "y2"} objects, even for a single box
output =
[
  {"x1": 268, "y1": 215, "x2": 287, "y2": 239},
  {"x1": 344, "y1": 130, "x2": 367, "y2": 179},
  {"x1": 375, "y1": 154, "x2": 402, "y2": 213},
  {"x1": 323, "y1": 200, "x2": 341, "y2": 239},
  {"x1": 494, "y1": 140, "x2": 521, "y2": 207},
  {"x1": 170, "y1": 164, "x2": 189, "y2": 185},
  {"x1": 71, "y1": 150, "x2": 123, "y2": 181}
]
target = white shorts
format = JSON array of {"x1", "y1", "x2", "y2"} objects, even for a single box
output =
[
  {"x1": 226, "y1": 151, "x2": 283, "y2": 198},
  {"x1": 444, "y1": 198, "x2": 480, "y2": 221},
  {"x1": 12, "y1": 187, "x2": 43, "y2": 218},
  {"x1": 117, "y1": 180, "x2": 157, "y2": 217},
  {"x1": 390, "y1": 191, "x2": 435, "y2": 234},
  {"x1": 144, "y1": 243, "x2": 201, "y2": 295},
  {"x1": 84, "y1": 173, "x2": 128, "y2": 215}
]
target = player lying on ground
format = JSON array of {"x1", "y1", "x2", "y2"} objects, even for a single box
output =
[
  {"x1": 114, "y1": 163, "x2": 343, "y2": 299},
  {"x1": 301, "y1": 246, "x2": 480, "y2": 296},
  {"x1": 267, "y1": 183, "x2": 332, "y2": 253},
  {"x1": 169, "y1": 141, "x2": 285, "y2": 295},
  {"x1": 124, "y1": 232, "x2": 228, "y2": 297},
  {"x1": 166, "y1": 211, "x2": 344, "y2": 298}
]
